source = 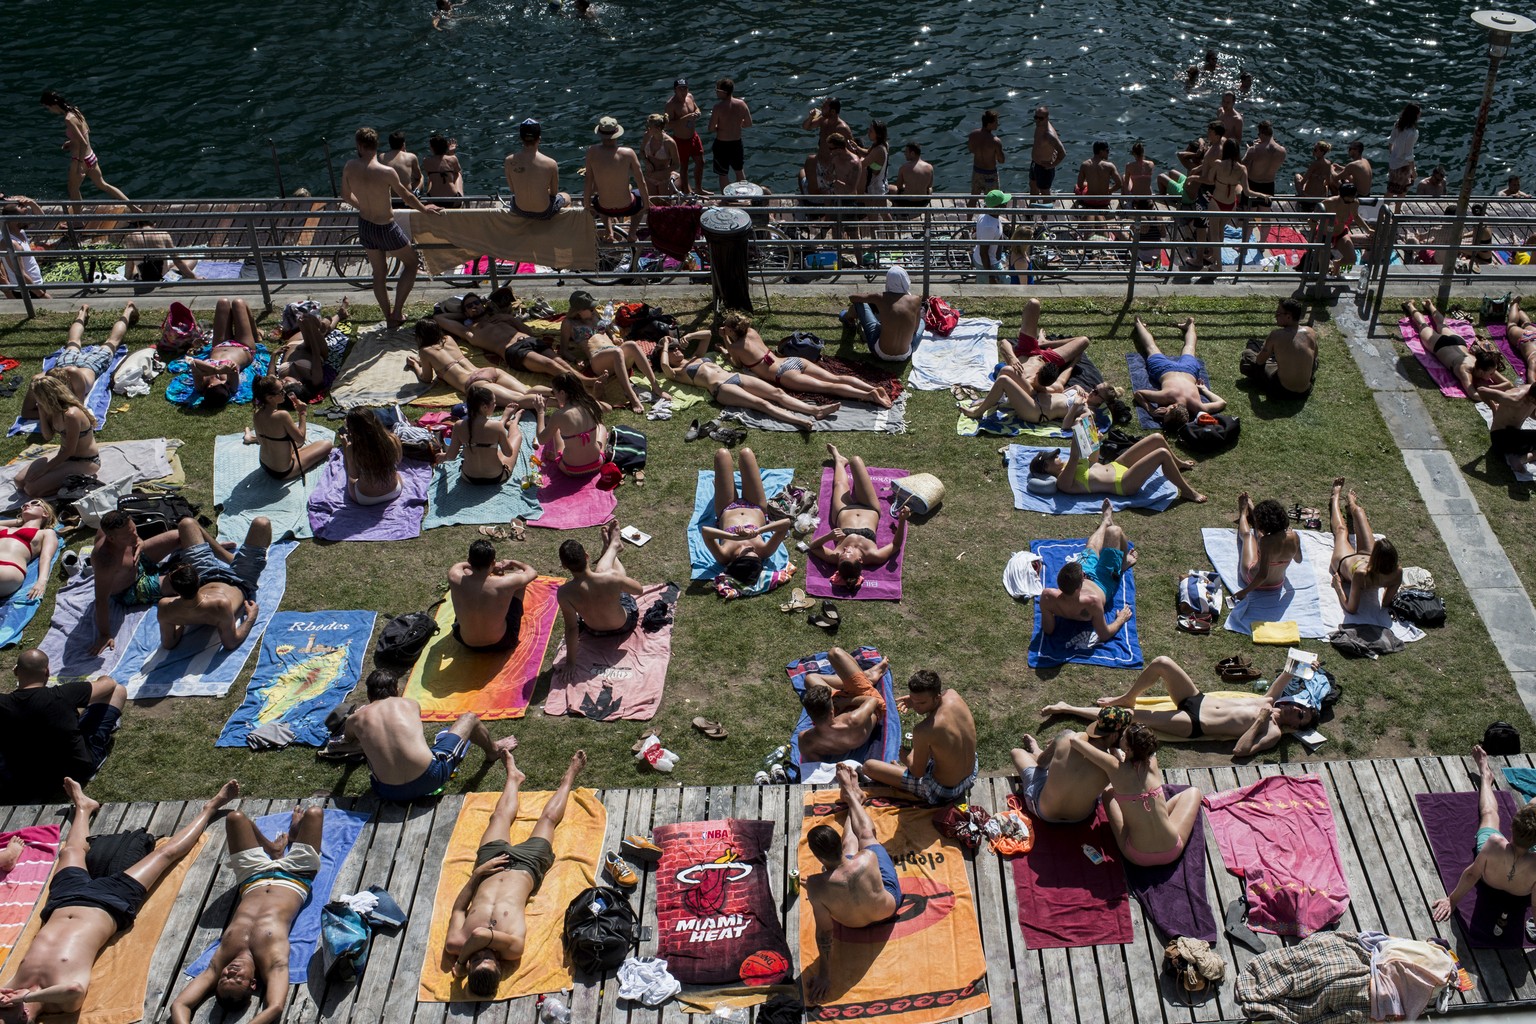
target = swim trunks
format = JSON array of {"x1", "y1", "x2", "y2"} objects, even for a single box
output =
[
  {"x1": 176, "y1": 542, "x2": 267, "y2": 600},
  {"x1": 893, "y1": 755, "x2": 979, "y2": 806},
  {"x1": 1030, "y1": 163, "x2": 1057, "y2": 191},
  {"x1": 474, "y1": 836, "x2": 556, "y2": 891},
  {"x1": 42, "y1": 867, "x2": 148, "y2": 932},
  {"x1": 1014, "y1": 332, "x2": 1066, "y2": 367},
  {"x1": 357, "y1": 216, "x2": 412, "y2": 253},
  {"x1": 579, "y1": 591, "x2": 638, "y2": 637},
  {"x1": 504, "y1": 335, "x2": 543, "y2": 370},
  {"x1": 890, "y1": 195, "x2": 932, "y2": 208},
  {"x1": 511, "y1": 194, "x2": 569, "y2": 221},
  {"x1": 869, "y1": 842, "x2": 903, "y2": 912},
  {"x1": 712, "y1": 139, "x2": 745, "y2": 176},
  {"x1": 1018, "y1": 764, "x2": 1092, "y2": 824},
  {"x1": 370, "y1": 729, "x2": 470, "y2": 801},
  {"x1": 56, "y1": 344, "x2": 114, "y2": 377},
  {"x1": 1145, "y1": 352, "x2": 1204, "y2": 382},
  {"x1": 970, "y1": 167, "x2": 1000, "y2": 195},
  {"x1": 676, "y1": 133, "x2": 704, "y2": 161},
  {"x1": 1076, "y1": 547, "x2": 1126, "y2": 601},
  {"x1": 117, "y1": 556, "x2": 165, "y2": 606},
  {"x1": 1076, "y1": 197, "x2": 1113, "y2": 210},
  {"x1": 591, "y1": 190, "x2": 643, "y2": 218},
  {"x1": 228, "y1": 843, "x2": 322, "y2": 898},
  {"x1": 1176, "y1": 692, "x2": 1206, "y2": 739},
  {"x1": 1246, "y1": 180, "x2": 1275, "y2": 210},
  {"x1": 452, "y1": 594, "x2": 524, "y2": 653},
  {"x1": 1491, "y1": 426, "x2": 1536, "y2": 456}
]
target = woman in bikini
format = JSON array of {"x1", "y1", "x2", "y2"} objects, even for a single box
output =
[
  {"x1": 806, "y1": 443, "x2": 911, "y2": 589},
  {"x1": 446, "y1": 385, "x2": 523, "y2": 486},
  {"x1": 0, "y1": 499, "x2": 60, "y2": 600},
  {"x1": 408, "y1": 319, "x2": 547, "y2": 409},
  {"x1": 15, "y1": 375, "x2": 101, "y2": 499},
  {"x1": 1328, "y1": 477, "x2": 1402, "y2": 616},
  {"x1": 20, "y1": 301, "x2": 133, "y2": 419},
  {"x1": 1506, "y1": 296, "x2": 1536, "y2": 382},
  {"x1": 1198, "y1": 139, "x2": 1249, "y2": 270},
  {"x1": 860, "y1": 121, "x2": 891, "y2": 220},
  {"x1": 996, "y1": 298, "x2": 1092, "y2": 389},
  {"x1": 652, "y1": 336, "x2": 837, "y2": 431},
  {"x1": 40, "y1": 90, "x2": 134, "y2": 206},
  {"x1": 1402, "y1": 297, "x2": 1509, "y2": 396},
  {"x1": 189, "y1": 298, "x2": 259, "y2": 404},
  {"x1": 339, "y1": 411, "x2": 403, "y2": 506},
  {"x1": 560, "y1": 290, "x2": 664, "y2": 414},
  {"x1": 640, "y1": 114, "x2": 681, "y2": 199},
  {"x1": 269, "y1": 298, "x2": 348, "y2": 403},
  {"x1": 699, "y1": 446, "x2": 793, "y2": 584},
  {"x1": 1233, "y1": 493, "x2": 1301, "y2": 601},
  {"x1": 960, "y1": 374, "x2": 1127, "y2": 426},
  {"x1": 1030, "y1": 405, "x2": 1205, "y2": 504},
  {"x1": 536, "y1": 373, "x2": 607, "y2": 477},
  {"x1": 707, "y1": 310, "x2": 893, "y2": 408},
  {"x1": 244, "y1": 377, "x2": 334, "y2": 482},
  {"x1": 422, "y1": 135, "x2": 464, "y2": 204},
  {"x1": 1064, "y1": 722, "x2": 1204, "y2": 868}
]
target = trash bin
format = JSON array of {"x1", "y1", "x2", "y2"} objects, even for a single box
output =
[{"x1": 700, "y1": 205, "x2": 754, "y2": 312}]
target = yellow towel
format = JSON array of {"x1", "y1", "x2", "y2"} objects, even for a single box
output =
[
  {"x1": 1131, "y1": 690, "x2": 1266, "y2": 743},
  {"x1": 1251, "y1": 620, "x2": 1301, "y2": 645},
  {"x1": 417, "y1": 789, "x2": 605, "y2": 1002}
]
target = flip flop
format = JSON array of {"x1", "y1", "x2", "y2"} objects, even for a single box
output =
[
  {"x1": 1223, "y1": 897, "x2": 1266, "y2": 953},
  {"x1": 631, "y1": 728, "x2": 660, "y2": 754},
  {"x1": 779, "y1": 588, "x2": 815, "y2": 613},
  {"x1": 820, "y1": 601, "x2": 840, "y2": 626},
  {"x1": 808, "y1": 610, "x2": 839, "y2": 632},
  {"x1": 692, "y1": 717, "x2": 728, "y2": 740}
]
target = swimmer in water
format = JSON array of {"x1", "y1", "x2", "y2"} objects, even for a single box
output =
[{"x1": 431, "y1": 0, "x2": 464, "y2": 29}]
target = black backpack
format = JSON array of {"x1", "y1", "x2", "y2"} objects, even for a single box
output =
[
  {"x1": 374, "y1": 607, "x2": 441, "y2": 667},
  {"x1": 1391, "y1": 589, "x2": 1447, "y2": 627},
  {"x1": 1176, "y1": 414, "x2": 1241, "y2": 452},
  {"x1": 563, "y1": 886, "x2": 637, "y2": 975},
  {"x1": 117, "y1": 493, "x2": 201, "y2": 538},
  {"x1": 1485, "y1": 721, "x2": 1523, "y2": 756},
  {"x1": 778, "y1": 331, "x2": 825, "y2": 361}
]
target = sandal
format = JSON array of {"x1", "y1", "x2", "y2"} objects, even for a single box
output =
[
  {"x1": 779, "y1": 588, "x2": 815, "y2": 613},
  {"x1": 820, "y1": 601, "x2": 840, "y2": 626},
  {"x1": 692, "y1": 717, "x2": 728, "y2": 740},
  {"x1": 807, "y1": 609, "x2": 839, "y2": 632},
  {"x1": 633, "y1": 469, "x2": 645, "y2": 488},
  {"x1": 631, "y1": 728, "x2": 660, "y2": 754}
]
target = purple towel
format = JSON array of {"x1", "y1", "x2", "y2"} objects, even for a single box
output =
[
  {"x1": 806, "y1": 466, "x2": 908, "y2": 601},
  {"x1": 1122, "y1": 784, "x2": 1218, "y2": 943},
  {"x1": 307, "y1": 450, "x2": 430, "y2": 542},
  {"x1": 1415, "y1": 789, "x2": 1535, "y2": 948}
]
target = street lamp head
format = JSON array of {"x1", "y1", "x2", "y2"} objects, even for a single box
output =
[{"x1": 1472, "y1": 10, "x2": 1535, "y2": 56}]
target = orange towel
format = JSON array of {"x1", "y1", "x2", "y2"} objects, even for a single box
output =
[
  {"x1": 797, "y1": 790, "x2": 989, "y2": 1024},
  {"x1": 0, "y1": 834, "x2": 209, "y2": 1024},
  {"x1": 418, "y1": 788, "x2": 605, "y2": 1002},
  {"x1": 404, "y1": 576, "x2": 561, "y2": 721}
]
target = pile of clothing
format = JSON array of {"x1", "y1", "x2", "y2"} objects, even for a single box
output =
[{"x1": 1236, "y1": 931, "x2": 1456, "y2": 1023}]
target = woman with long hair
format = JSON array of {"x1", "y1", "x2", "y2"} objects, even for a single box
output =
[
  {"x1": 190, "y1": 298, "x2": 259, "y2": 404},
  {"x1": 651, "y1": 335, "x2": 836, "y2": 431},
  {"x1": 0, "y1": 499, "x2": 60, "y2": 600},
  {"x1": 699, "y1": 446, "x2": 793, "y2": 583},
  {"x1": 40, "y1": 90, "x2": 134, "y2": 206},
  {"x1": 246, "y1": 376, "x2": 333, "y2": 481},
  {"x1": 1064, "y1": 722, "x2": 1204, "y2": 867},
  {"x1": 707, "y1": 309, "x2": 893, "y2": 407},
  {"x1": 339, "y1": 411, "x2": 403, "y2": 505},
  {"x1": 536, "y1": 372, "x2": 606, "y2": 477},
  {"x1": 15, "y1": 375, "x2": 100, "y2": 498},
  {"x1": 1328, "y1": 477, "x2": 1402, "y2": 615},
  {"x1": 447, "y1": 385, "x2": 522, "y2": 486},
  {"x1": 1388, "y1": 102, "x2": 1421, "y2": 198},
  {"x1": 806, "y1": 442, "x2": 910, "y2": 588}
]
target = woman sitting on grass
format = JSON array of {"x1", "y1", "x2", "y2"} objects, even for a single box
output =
[
  {"x1": 245, "y1": 376, "x2": 333, "y2": 482},
  {"x1": 703, "y1": 310, "x2": 894, "y2": 408},
  {"x1": 1028, "y1": 406, "x2": 1205, "y2": 504},
  {"x1": 806, "y1": 443, "x2": 910, "y2": 588},
  {"x1": 1063, "y1": 719, "x2": 1204, "y2": 867},
  {"x1": 189, "y1": 297, "x2": 259, "y2": 404},
  {"x1": 652, "y1": 336, "x2": 838, "y2": 432},
  {"x1": 447, "y1": 385, "x2": 523, "y2": 486},
  {"x1": 0, "y1": 499, "x2": 60, "y2": 599},
  {"x1": 1328, "y1": 477, "x2": 1402, "y2": 615},
  {"x1": 560, "y1": 290, "x2": 664, "y2": 414},
  {"x1": 340, "y1": 410, "x2": 403, "y2": 506},
  {"x1": 537, "y1": 373, "x2": 607, "y2": 478},
  {"x1": 14, "y1": 376, "x2": 100, "y2": 499},
  {"x1": 700, "y1": 446, "x2": 793, "y2": 583},
  {"x1": 408, "y1": 319, "x2": 547, "y2": 409}
]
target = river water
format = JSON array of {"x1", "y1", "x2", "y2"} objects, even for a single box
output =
[{"x1": 5, "y1": 0, "x2": 1534, "y2": 201}]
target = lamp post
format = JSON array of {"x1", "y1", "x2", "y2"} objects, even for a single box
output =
[{"x1": 1437, "y1": 10, "x2": 1535, "y2": 307}]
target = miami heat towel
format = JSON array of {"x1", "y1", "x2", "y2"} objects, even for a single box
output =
[{"x1": 653, "y1": 818, "x2": 793, "y2": 987}]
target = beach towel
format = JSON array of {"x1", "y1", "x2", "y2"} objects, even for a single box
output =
[
  {"x1": 525, "y1": 449, "x2": 617, "y2": 531},
  {"x1": 1488, "y1": 323, "x2": 1529, "y2": 382},
  {"x1": 1202, "y1": 526, "x2": 1329, "y2": 639},
  {"x1": 328, "y1": 323, "x2": 455, "y2": 409},
  {"x1": 785, "y1": 647, "x2": 900, "y2": 783},
  {"x1": 654, "y1": 818, "x2": 792, "y2": 987},
  {"x1": 908, "y1": 317, "x2": 1000, "y2": 391},
  {"x1": 8, "y1": 344, "x2": 128, "y2": 437},
  {"x1": 216, "y1": 611, "x2": 375, "y2": 747},
  {"x1": 688, "y1": 468, "x2": 795, "y2": 579},
  {"x1": 0, "y1": 438, "x2": 171, "y2": 510},
  {"x1": 403, "y1": 578, "x2": 561, "y2": 721},
  {"x1": 37, "y1": 572, "x2": 147, "y2": 683},
  {"x1": 1474, "y1": 401, "x2": 1536, "y2": 481},
  {"x1": 726, "y1": 393, "x2": 909, "y2": 434},
  {"x1": 1124, "y1": 351, "x2": 1210, "y2": 431},
  {"x1": 797, "y1": 790, "x2": 990, "y2": 1024},
  {"x1": 1220, "y1": 223, "x2": 1265, "y2": 267},
  {"x1": 1503, "y1": 766, "x2": 1536, "y2": 803},
  {"x1": 116, "y1": 542, "x2": 295, "y2": 699},
  {"x1": 0, "y1": 557, "x2": 42, "y2": 651},
  {"x1": 1027, "y1": 537, "x2": 1142, "y2": 668},
  {"x1": 187, "y1": 808, "x2": 371, "y2": 983},
  {"x1": 417, "y1": 788, "x2": 606, "y2": 1001},
  {"x1": 0, "y1": 825, "x2": 61, "y2": 969},
  {"x1": 422, "y1": 420, "x2": 542, "y2": 529},
  {"x1": 806, "y1": 466, "x2": 908, "y2": 601},
  {"x1": 1004, "y1": 445, "x2": 1180, "y2": 514},
  {"x1": 1263, "y1": 223, "x2": 1308, "y2": 267},
  {"x1": 164, "y1": 343, "x2": 271, "y2": 407},
  {"x1": 409, "y1": 206, "x2": 600, "y2": 276},
  {"x1": 1205, "y1": 774, "x2": 1350, "y2": 937},
  {"x1": 543, "y1": 582, "x2": 673, "y2": 721},
  {"x1": 1416, "y1": 788, "x2": 1534, "y2": 948},
  {"x1": 307, "y1": 452, "x2": 431, "y2": 542},
  {"x1": 1123, "y1": 784, "x2": 1218, "y2": 943},
  {"x1": 212, "y1": 426, "x2": 335, "y2": 544},
  {"x1": 1011, "y1": 803, "x2": 1133, "y2": 949},
  {"x1": 0, "y1": 833, "x2": 209, "y2": 1024},
  {"x1": 956, "y1": 410, "x2": 1069, "y2": 439},
  {"x1": 1398, "y1": 315, "x2": 1477, "y2": 398}
]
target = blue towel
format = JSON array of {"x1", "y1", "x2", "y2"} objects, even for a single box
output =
[
  {"x1": 1004, "y1": 445, "x2": 1179, "y2": 514},
  {"x1": 1504, "y1": 767, "x2": 1536, "y2": 804},
  {"x1": 688, "y1": 468, "x2": 795, "y2": 579},
  {"x1": 212, "y1": 427, "x2": 336, "y2": 544},
  {"x1": 9, "y1": 344, "x2": 129, "y2": 437},
  {"x1": 1028, "y1": 537, "x2": 1142, "y2": 669},
  {"x1": 1220, "y1": 223, "x2": 1265, "y2": 267},
  {"x1": 186, "y1": 808, "x2": 371, "y2": 985},
  {"x1": 165, "y1": 344, "x2": 271, "y2": 407},
  {"x1": 786, "y1": 646, "x2": 901, "y2": 779},
  {"x1": 0, "y1": 555, "x2": 44, "y2": 650},
  {"x1": 1123, "y1": 351, "x2": 1210, "y2": 431},
  {"x1": 423, "y1": 420, "x2": 542, "y2": 530},
  {"x1": 1202, "y1": 527, "x2": 1329, "y2": 639},
  {"x1": 217, "y1": 611, "x2": 376, "y2": 747}
]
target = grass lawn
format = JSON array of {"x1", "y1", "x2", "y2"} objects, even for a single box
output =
[{"x1": 0, "y1": 294, "x2": 1526, "y2": 804}]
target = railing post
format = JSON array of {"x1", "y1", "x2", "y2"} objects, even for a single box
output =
[
  {"x1": 488, "y1": 258, "x2": 501, "y2": 293},
  {"x1": 1, "y1": 225, "x2": 35, "y2": 319},
  {"x1": 1126, "y1": 213, "x2": 1140, "y2": 308},
  {"x1": 1368, "y1": 211, "x2": 1396, "y2": 337},
  {"x1": 248, "y1": 216, "x2": 272, "y2": 311},
  {"x1": 920, "y1": 207, "x2": 931, "y2": 303},
  {"x1": 323, "y1": 138, "x2": 339, "y2": 198}
]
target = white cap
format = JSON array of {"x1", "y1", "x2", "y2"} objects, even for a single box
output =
[{"x1": 885, "y1": 265, "x2": 911, "y2": 295}]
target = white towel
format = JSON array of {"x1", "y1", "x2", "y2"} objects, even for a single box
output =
[
  {"x1": 1003, "y1": 550, "x2": 1044, "y2": 599},
  {"x1": 908, "y1": 317, "x2": 1000, "y2": 391}
]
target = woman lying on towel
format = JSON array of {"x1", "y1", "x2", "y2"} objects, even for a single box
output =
[
  {"x1": 447, "y1": 385, "x2": 522, "y2": 486},
  {"x1": 20, "y1": 301, "x2": 131, "y2": 419},
  {"x1": 269, "y1": 297, "x2": 347, "y2": 404},
  {"x1": 339, "y1": 410, "x2": 404, "y2": 506},
  {"x1": 188, "y1": 297, "x2": 259, "y2": 404},
  {"x1": 1328, "y1": 478, "x2": 1401, "y2": 615},
  {"x1": 652, "y1": 336, "x2": 838, "y2": 432},
  {"x1": 14, "y1": 375, "x2": 101, "y2": 499},
  {"x1": 701, "y1": 446, "x2": 793, "y2": 583},
  {"x1": 244, "y1": 376, "x2": 334, "y2": 482},
  {"x1": 537, "y1": 373, "x2": 608, "y2": 477},
  {"x1": 702, "y1": 309, "x2": 893, "y2": 408},
  {"x1": 1403, "y1": 298, "x2": 1512, "y2": 396},
  {"x1": 0, "y1": 499, "x2": 59, "y2": 599},
  {"x1": 1063, "y1": 721, "x2": 1203, "y2": 867},
  {"x1": 560, "y1": 290, "x2": 664, "y2": 414},
  {"x1": 995, "y1": 298, "x2": 1091, "y2": 389},
  {"x1": 408, "y1": 319, "x2": 548, "y2": 410},
  {"x1": 1030, "y1": 406, "x2": 1205, "y2": 504},
  {"x1": 806, "y1": 443, "x2": 910, "y2": 588},
  {"x1": 1508, "y1": 296, "x2": 1536, "y2": 382},
  {"x1": 961, "y1": 374, "x2": 1128, "y2": 426}
]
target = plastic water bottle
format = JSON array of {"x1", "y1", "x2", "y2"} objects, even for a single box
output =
[
  {"x1": 539, "y1": 996, "x2": 571, "y2": 1024},
  {"x1": 763, "y1": 745, "x2": 788, "y2": 768}
]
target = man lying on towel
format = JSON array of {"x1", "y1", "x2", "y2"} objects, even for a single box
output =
[
  {"x1": 1130, "y1": 315, "x2": 1227, "y2": 432},
  {"x1": 91, "y1": 511, "x2": 226, "y2": 656},
  {"x1": 169, "y1": 807, "x2": 324, "y2": 1024},
  {"x1": 1042, "y1": 655, "x2": 1318, "y2": 757},
  {"x1": 449, "y1": 539, "x2": 536, "y2": 653},
  {"x1": 862, "y1": 671, "x2": 978, "y2": 806},
  {"x1": 445, "y1": 748, "x2": 586, "y2": 997},
  {"x1": 1039, "y1": 499, "x2": 1135, "y2": 643},
  {"x1": 1431, "y1": 743, "x2": 1536, "y2": 925},
  {"x1": 0, "y1": 778, "x2": 240, "y2": 1023},
  {"x1": 803, "y1": 765, "x2": 902, "y2": 1001},
  {"x1": 1011, "y1": 706, "x2": 1128, "y2": 824},
  {"x1": 157, "y1": 516, "x2": 273, "y2": 652},
  {"x1": 555, "y1": 522, "x2": 643, "y2": 668}
]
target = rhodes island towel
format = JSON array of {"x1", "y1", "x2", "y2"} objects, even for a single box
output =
[
  {"x1": 0, "y1": 825, "x2": 62, "y2": 969},
  {"x1": 805, "y1": 466, "x2": 908, "y2": 601},
  {"x1": 797, "y1": 789, "x2": 990, "y2": 1024},
  {"x1": 543, "y1": 582, "x2": 674, "y2": 722},
  {"x1": 1417, "y1": 788, "x2": 1535, "y2": 948},
  {"x1": 908, "y1": 317, "x2": 1000, "y2": 391},
  {"x1": 785, "y1": 647, "x2": 901, "y2": 783},
  {"x1": 1028, "y1": 537, "x2": 1142, "y2": 669},
  {"x1": 217, "y1": 611, "x2": 375, "y2": 747},
  {"x1": 1012, "y1": 804, "x2": 1133, "y2": 949},
  {"x1": 1004, "y1": 445, "x2": 1179, "y2": 514},
  {"x1": 410, "y1": 207, "x2": 600, "y2": 276},
  {"x1": 9, "y1": 344, "x2": 129, "y2": 437},
  {"x1": 1123, "y1": 784, "x2": 1218, "y2": 942},
  {"x1": 307, "y1": 451, "x2": 431, "y2": 542},
  {"x1": 688, "y1": 468, "x2": 795, "y2": 579},
  {"x1": 213, "y1": 426, "x2": 336, "y2": 543}
]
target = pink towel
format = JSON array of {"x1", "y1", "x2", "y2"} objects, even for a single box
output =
[
  {"x1": 1398, "y1": 316, "x2": 1477, "y2": 398},
  {"x1": 526, "y1": 448, "x2": 618, "y2": 530},
  {"x1": 1488, "y1": 324, "x2": 1529, "y2": 382},
  {"x1": 1011, "y1": 805, "x2": 1133, "y2": 949},
  {"x1": 806, "y1": 466, "x2": 908, "y2": 601},
  {"x1": 543, "y1": 583, "x2": 674, "y2": 721},
  {"x1": 1203, "y1": 774, "x2": 1350, "y2": 937},
  {"x1": 0, "y1": 825, "x2": 62, "y2": 963}
]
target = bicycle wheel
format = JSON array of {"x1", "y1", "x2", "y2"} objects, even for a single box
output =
[
  {"x1": 747, "y1": 224, "x2": 796, "y2": 285},
  {"x1": 578, "y1": 237, "x2": 639, "y2": 286}
]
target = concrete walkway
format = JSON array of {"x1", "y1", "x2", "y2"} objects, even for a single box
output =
[{"x1": 1332, "y1": 303, "x2": 1536, "y2": 718}]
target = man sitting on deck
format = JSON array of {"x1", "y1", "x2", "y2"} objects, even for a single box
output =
[
  {"x1": 1038, "y1": 499, "x2": 1136, "y2": 644},
  {"x1": 169, "y1": 806, "x2": 325, "y2": 1024},
  {"x1": 1130, "y1": 315, "x2": 1226, "y2": 432},
  {"x1": 862, "y1": 670, "x2": 978, "y2": 806},
  {"x1": 449, "y1": 540, "x2": 537, "y2": 653},
  {"x1": 1011, "y1": 706, "x2": 1128, "y2": 824},
  {"x1": 1431, "y1": 743, "x2": 1536, "y2": 925},
  {"x1": 1241, "y1": 297, "x2": 1318, "y2": 401},
  {"x1": 157, "y1": 516, "x2": 273, "y2": 652}
]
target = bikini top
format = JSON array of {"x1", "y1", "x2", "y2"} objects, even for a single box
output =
[
  {"x1": 570, "y1": 324, "x2": 596, "y2": 345},
  {"x1": 468, "y1": 418, "x2": 500, "y2": 449},
  {"x1": 1112, "y1": 784, "x2": 1164, "y2": 813},
  {"x1": 0, "y1": 527, "x2": 40, "y2": 546}
]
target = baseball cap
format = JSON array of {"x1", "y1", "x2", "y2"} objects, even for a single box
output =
[
  {"x1": 674, "y1": 78, "x2": 688, "y2": 88},
  {"x1": 595, "y1": 116, "x2": 624, "y2": 138},
  {"x1": 984, "y1": 189, "x2": 1013, "y2": 208},
  {"x1": 1087, "y1": 705, "x2": 1133, "y2": 740},
  {"x1": 518, "y1": 118, "x2": 542, "y2": 138}
]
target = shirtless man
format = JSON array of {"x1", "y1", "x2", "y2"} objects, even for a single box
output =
[
  {"x1": 122, "y1": 222, "x2": 199, "y2": 282},
  {"x1": 798, "y1": 682, "x2": 882, "y2": 764},
  {"x1": 157, "y1": 517, "x2": 272, "y2": 653},
  {"x1": 1241, "y1": 296, "x2": 1318, "y2": 400},
  {"x1": 1241, "y1": 121, "x2": 1286, "y2": 213},
  {"x1": 1480, "y1": 381, "x2": 1536, "y2": 469},
  {"x1": 803, "y1": 646, "x2": 889, "y2": 711},
  {"x1": 381, "y1": 131, "x2": 424, "y2": 194},
  {"x1": 1416, "y1": 165, "x2": 1448, "y2": 198},
  {"x1": 968, "y1": 110, "x2": 1005, "y2": 201},
  {"x1": 1029, "y1": 107, "x2": 1066, "y2": 197},
  {"x1": 341, "y1": 127, "x2": 445, "y2": 332},
  {"x1": 554, "y1": 522, "x2": 644, "y2": 667},
  {"x1": 433, "y1": 299, "x2": 592, "y2": 385},
  {"x1": 1039, "y1": 500, "x2": 1136, "y2": 643},
  {"x1": 995, "y1": 298, "x2": 1091, "y2": 391},
  {"x1": 803, "y1": 765, "x2": 902, "y2": 1002},
  {"x1": 89, "y1": 512, "x2": 220, "y2": 656},
  {"x1": 1432, "y1": 744, "x2": 1536, "y2": 925},
  {"x1": 1131, "y1": 316, "x2": 1226, "y2": 431},
  {"x1": 1075, "y1": 142, "x2": 1122, "y2": 211},
  {"x1": 892, "y1": 143, "x2": 935, "y2": 209},
  {"x1": 1233, "y1": 493, "x2": 1301, "y2": 602},
  {"x1": 862, "y1": 671, "x2": 978, "y2": 806},
  {"x1": 803, "y1": 97, "x2": 857, "y2": 157},
  {"x1": 1043, "y1": 655, "x2": 1320, "y2": 757},
  {"x1": 449, "y1": 540, "x2": 536, "y2": 653},
  {"x1": 1337, "y1": 140, "x2": 1373, "y2": 196},
  {"x1": 445, "y1": 749, "x2": 585, "y2": 998},
  {"x1": 846, "y1": 265, "x2": 920, "y2": 363},
  {"x1": 0, "y1": 778, "x2": 239, "y2": 1023},
  {"x1": 505, "y1": 119, "x2": 571, "y2": 220},
  {"x1": 168, "y1": 806, "x2": 324, "y2": 1024},
  {"x1": 345, "y1": 668, "x2": 515, "y2": 801},
  {"x1": 665, "y1": 79, "x2": 706, "y2": 194},
  {"x1": 583, "y1": 117, "x2": 649, "y2": 242},
  {"x1": 408, "y1": 319, "x2": 547, "y2": 409},
  {"x1": 1010, "y1": 706, "x2": 1127, "y2": 825},
  {"x1": 1216, "y1": 92, "x2": 1245, "y2": 148},
  {"x1": 708, "y1": 78, "x2": 752, "y2": 191}
]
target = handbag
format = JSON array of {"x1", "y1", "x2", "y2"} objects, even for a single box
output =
[
  {"x1": 321, "y1": 902, "x2": 371, "y2": 978},
  {"x1": 74, "y1": 477, "x2": 136, "y2": 529},
  {"x1": 890, "y1": 473, "x2": 944, "y2": 516}
]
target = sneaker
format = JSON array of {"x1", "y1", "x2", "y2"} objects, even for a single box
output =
[
  {"x1": 604, "y1": 851, "x2": 638, "y2": 888},
  {"x1": 620, "y1": 835, "x2": 663, "y2": 865},
  {"x1": 754, "y1": 770, "x2": 771, "y2": 785}
]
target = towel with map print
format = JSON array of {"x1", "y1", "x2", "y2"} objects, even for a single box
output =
[
  {"x1": 217, "y1": 611, "x2": 375, "y2": 746},
  {"x1": 653, "y1": 818, "x2": 792, "y2": 987}
]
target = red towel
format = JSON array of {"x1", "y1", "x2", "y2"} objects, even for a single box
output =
[
  {"x1": 1011, "y1": 805, "x2": 1133, "y2": 949},
  {"x1": 647, "y1": 205, "x2": 704, "y2": 262}
]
